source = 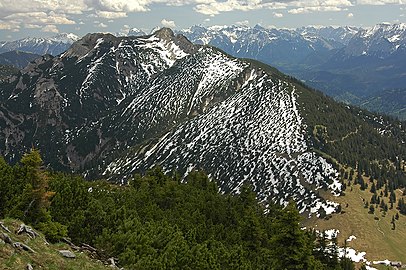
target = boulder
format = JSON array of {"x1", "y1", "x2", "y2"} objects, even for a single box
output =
[
  {"x1": 17, "y1": 224, "x2": 39, "y2": 238},
  {"x1": 0, "y1": 222, "x2": 11, "y2": 233},
  {"x1": 13, "y1": 242, "x2": 36, "y2": 253},
  {"x1": 59, "y1": 249, "x2": 76, "y2": 259}
]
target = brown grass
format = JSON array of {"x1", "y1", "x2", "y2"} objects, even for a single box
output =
[{"x1": 303, "y1": 179, "x2": 406, "y2": 267}]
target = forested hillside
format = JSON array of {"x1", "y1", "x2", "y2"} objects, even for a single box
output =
[{"x1": 0, "y1": 149, "x2": 357, "y2": 269}]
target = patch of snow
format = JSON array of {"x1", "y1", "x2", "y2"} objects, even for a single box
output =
[
  {"x1": 388, "y1": 34, "x2": 401, "y2": 43},
  {"x1": 324, "y1": 229, "x2": 339, "y2": 239},
  {"x1": 338, "y1": 247, "x2": 366, "y2": 263},
  {"x1": 372, "y1": 260, "x2": 391, "y2": 266},
  {"x1": 346, "y1": 235, "x2": 356, "y2": 242}
]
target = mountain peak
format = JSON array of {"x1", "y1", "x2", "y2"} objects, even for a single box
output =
[
  {"x1": 152, "y1": 28, "x2": 198, "y2": 55},
  {"x1": 153, "y1": 27, "x2": 175, "y2": 40},
  {"x1": 49, "y1": 33, "x2": 80, "y2": 43},
  {"x1": 128, "y1": 28, "x2": 146, "y2": 37},
  {"x1": 62, "y1": 32, "x2": 118, "y2": 59}
]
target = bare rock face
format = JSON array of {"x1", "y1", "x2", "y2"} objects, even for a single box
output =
[
  {"x1": 17, "y1": 224, "x2": 39, "y2": 238},
  {"x1": 59, "y1": 249, "x2": 76, "y2": 259},
  {"x1": 62, "y1": 33, "x2": 119, "y2": 60},
  {"x1": 154, "y1": 27, "x2": 199, "y2": 54}
]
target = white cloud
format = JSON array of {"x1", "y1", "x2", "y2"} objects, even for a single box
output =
[
  {"x1": 96, "y1": 11, "x2": 128, "y2": 19},
  {"x1": 0, "y1": 0, "x2": 405, "y2": 33},
  {"x1": 356, "y1": 0, "x2": 404, "y2": 4},
  {"x1": 287, "y1": 0, "x2": 353, "y2": 14},
  {"x1": 194, "y1": 1, "x2": 287, "y2": 15},
  {"x1": 42, "y1": 24, "x2": 59, "y2": 33},
  {"x1": 5, "y1": 12, "x2": 76, "y2": 25},
  {"x1": 97, "y1": 22, "x2": 108, "y2": 28},
  {"x1": 24, "y1": 23, "x2": 42, "y2": 29},
  {"x1": 0, "y1": 0, "x2": 86, "y2": 17},
  {"x1": 0, "y1": 21, "x2": 18, "y2": 30},
  {"x1": 273, "y1": 12, "x2": 284, "y2": 18},
  {"x1": 192, "y1": 0, "x2": 358, "y2": 15},
  {"x1": 161, "y1": 19, "x2": 176, "y2": 28},
  {"x1": 0, "y1": 12, "x2": 74, "y2": 34},
  {"x1": 347, "y1": 12, "x2": 354, "y2": 17},
  {"x1": 84, "y1": 0, "x2": 151, "y2": 12},
  {"x1": 120, "y1": 24, "x2": 131, "y2": 34},
  {"x1": 288, "y1": 6, "x2": 343, "y2": 14}
]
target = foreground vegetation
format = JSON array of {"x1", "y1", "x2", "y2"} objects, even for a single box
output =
[
  {"x1": 0, "y1": 218, "x2": 108, "y2": 270},
  {"x1": 0, "y1": 149, "x2": 358, "y2": 269}
]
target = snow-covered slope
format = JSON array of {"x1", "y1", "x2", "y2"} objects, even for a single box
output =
[
  {"x1": 104, "y1": 63, "x2": 341, "y2": 214},
  {"x1": 3, "y1": 27, "x2": 405, "y2": 216},
  {"x1": 178, "y1": 24, "x2": 356, "y2": 64},
  {"x1": 344, "y1": 23, "x2": 406, "y2": 57},
  {"x1": 0, "y1": 28, "x2": 344, "y2": 215},
  {"x1": 0, "y1": 33, "x2": 80, "y2": 56}
]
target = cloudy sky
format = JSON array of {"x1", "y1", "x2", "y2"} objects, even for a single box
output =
[{"x1": 0, "y1": 0, "x2": 405, "y2": 40}]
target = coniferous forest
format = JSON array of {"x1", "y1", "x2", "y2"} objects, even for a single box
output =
[{"x1": 0, "y1": 149, "x2": 357, "y2": 269}]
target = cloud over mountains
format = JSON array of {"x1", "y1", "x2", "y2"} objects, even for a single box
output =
[{"x1": 0, "y1": 0, "x2": 404, "y2": 33}]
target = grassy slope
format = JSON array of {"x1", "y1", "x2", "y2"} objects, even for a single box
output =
[
  {"x1": 303, "y1": 180, "x2": 406, "y2": 265},
  {"x1": 0, "y1": 219, "x2": 109, "y2": 270}
]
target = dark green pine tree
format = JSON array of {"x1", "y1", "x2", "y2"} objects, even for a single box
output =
[
  {"x1": 398, "y1": 198, "x2": 406, "y2": 215},
  {"x1": 370, "y1": 182, "x2": 376, "y2": 193},
  {"x1": 270, "y1": 201, "x2": 316, "y2": 270}
]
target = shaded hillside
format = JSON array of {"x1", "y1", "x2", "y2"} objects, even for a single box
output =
[{"x1": 0, "y1": 50, "x2": 41, "y2": 69}]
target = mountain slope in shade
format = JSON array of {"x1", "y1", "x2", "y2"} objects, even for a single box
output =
[
  {"x1": 0, "y1": 65, "x2": 19, "y2": 81},
  {"x1": 357, "y1": 88, "x2": 406, "y2": 120},
  {"x1": 0, "y1": 29, "x2": 196, "y2": 170},
  {"x1": 0, "y1": 50, "x2": 41, "y2": 69}
]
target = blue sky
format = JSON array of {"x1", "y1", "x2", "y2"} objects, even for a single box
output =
[{"x1": 0, "y1": 0, "x2": 405, "y2": 40}]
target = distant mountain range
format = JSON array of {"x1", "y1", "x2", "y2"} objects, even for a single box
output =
[
  {"x1": 177, "y1": 23, "x2": 406, "y2": 119},
  {"x1": 1, "y1": 28, "x2": 405, "y2": 216},
  {"x1": 0, "y1": 33, "x2": 79, "y2": 56},
  {"x1": 1, "y1": 25, "x2": 405, "y2": 119}
]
